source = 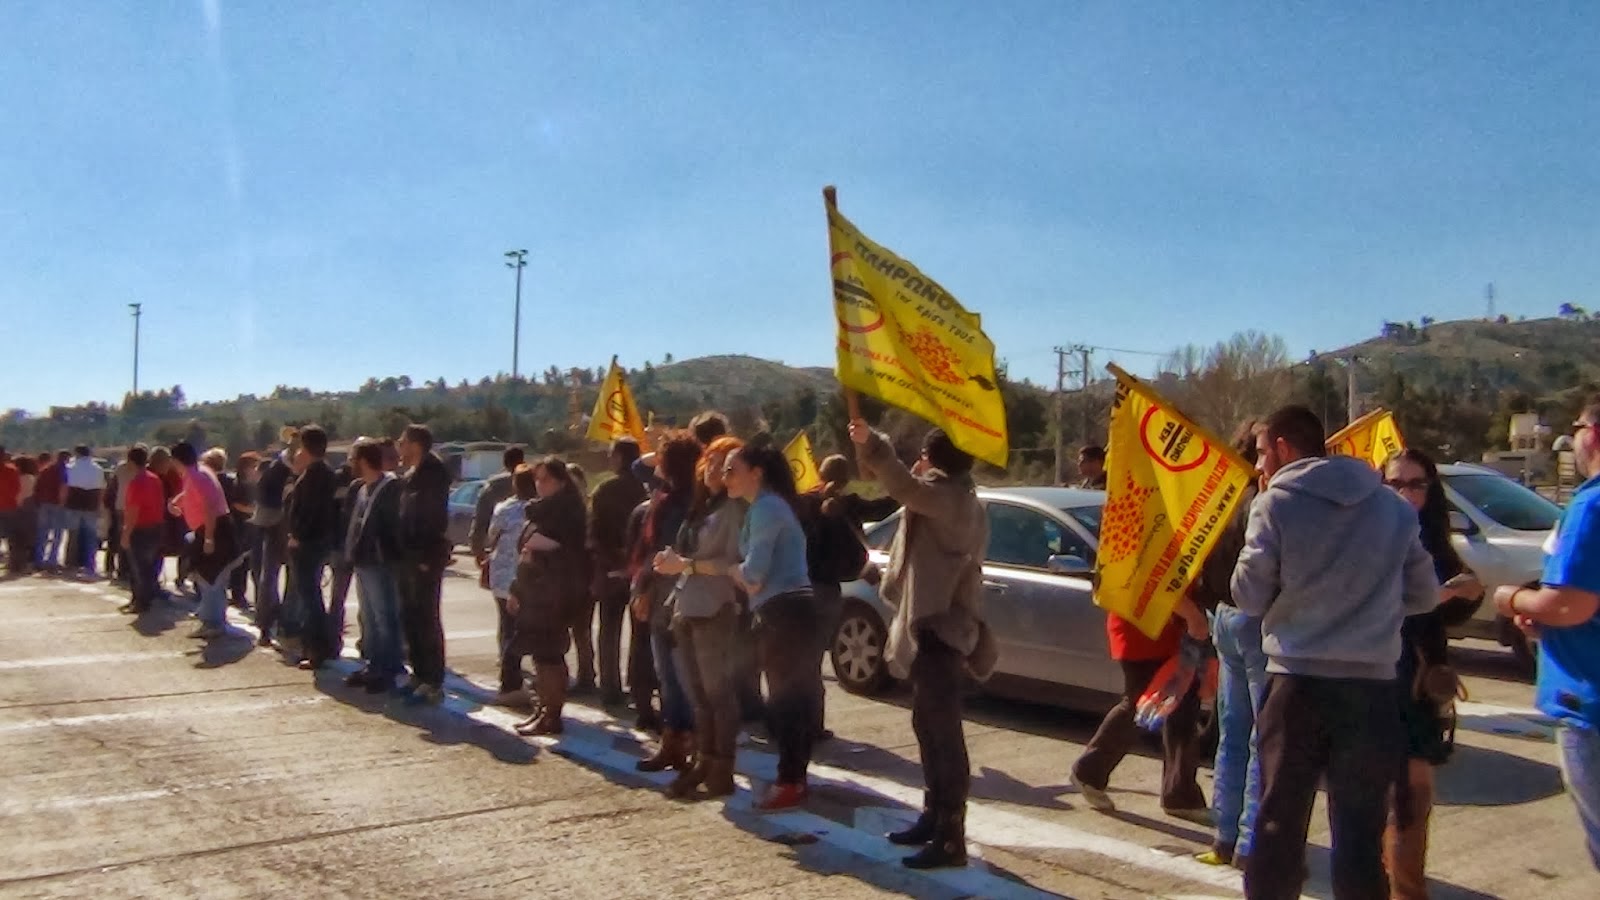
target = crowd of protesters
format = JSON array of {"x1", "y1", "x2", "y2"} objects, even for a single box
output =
[{"x1": 1, "y1": 395, "x2": 1597, "y2": 891}]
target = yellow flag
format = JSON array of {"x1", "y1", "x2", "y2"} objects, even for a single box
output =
[
  {"x1": 1096, "y1": 365, "x2": 1256, "y2": 639},
  {"x1": 586, "y1": 357, "x2": 646, "y2": 445},
  {"x1": 1326, "y1": 409, "x2": 1405, "y2": 469},
  {"x1": 826, "y1": 194, "x2": 1009, "y2": 468},
  {"x1": 784, "y1": 432, "x2": 822, "y2": 493}
]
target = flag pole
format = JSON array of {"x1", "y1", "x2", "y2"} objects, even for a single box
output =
[{"x1": 824, "y1": 184, "x2": 863, "y2": 422}]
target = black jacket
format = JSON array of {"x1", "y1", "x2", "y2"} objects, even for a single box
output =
[
  {"x1": 288, "y1": 460, "x2": 340, "y2": 549},
  {"x1": 346, "y1": 475, "x2": 403, "y2": 567},
  {"x1": 399, "y1": 452, "x2": 451, "y2": 567},
  {"x1": 590, "y1": 469, "x2": 646, "y2": 576}
]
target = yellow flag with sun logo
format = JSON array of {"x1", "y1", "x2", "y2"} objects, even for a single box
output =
[
  {"x1": 1326, "y1": 409, "x2": 1405, "y2": 470},
  {"x1": 1096, "y1": 365, "x2": 1256, "y2": 639},
  {"x1": 586, "y1": 357, "x2": 647, "y2": 445},
  {"x1": 783, "y1": 432, "x2": 822, "y2": 493},
  {"x1": 825, "y1": 189, "x2": 1009, "y2": 468}
]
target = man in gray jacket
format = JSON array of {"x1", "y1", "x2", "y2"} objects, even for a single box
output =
[{"x1": 1231, "y1": 405, "x2": 1438, "y2": 900}]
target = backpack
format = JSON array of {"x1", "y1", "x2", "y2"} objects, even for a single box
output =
[{"x1": 804, "y1": 493, "x2": 869, "y2": 584}]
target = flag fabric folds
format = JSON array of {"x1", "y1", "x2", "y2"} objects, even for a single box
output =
[
  {"x1": 784, "y1": 432, "x2": 822, "y2": 493},
  {"x1": 586, "y1": 357, "x2": 647, "y2": 445},
  {"x1": 1326, "y1": 409, "x2": 1405, "y2": 469}
]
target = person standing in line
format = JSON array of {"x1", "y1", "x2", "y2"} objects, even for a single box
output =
[
  {"x1": 325, "y1": 459, "x2": 359, "y2": 657},
  {"x1": 343, "y1": 440, "x2": 406, "y2": 694},
  {"x1": 1075, "y1": 445, "x2": 1108, "y2": 490},
  {"x1": 1193, "y1": 421, "x2": 1265, "y2": 870},
  {"x1": 506, "y1": 457, "x2": 590, "y2": 736},
  {"x1": 62, "y1": 445, "x2": 105, "y2": 577},
  {"x1": 107, "y1": 452, "x2": 139, "y2": 585},
  {"x1": 120, "y1": 446, "x2": 166, "y2": 615},
  {"x1": 1494, "y1": 396, "x2": 1600, "y2": 871},
  {"x1": 148, "y1": 447, "x2": 183, "y2": 598},
  {"x1": 201, "y1": 449, "x2": 248, "y2": 611},
  {"x1": 12, "y1": 457, "x2": 38, "y2": 577},
  {"x1": 851, "y1": 422, "x2": 994, "y2": 869},
  {"x1": 622, "y1": 493, "x2": 661, "y2": 732},
  {"x1": 653, "y1": 434, "x2": 746, "y2": 800},
  {"x1": 564, "y1": 461, "x2": 597, "y2": 694},
  {"x1": 1231, "y1": 405, "x2": 1438, "y2": 900},
  {"x1": 589, "y1": 437, "x2": 646, "y2": 708},
  {"x1": 396, "y1": 424, "x2": 452, "y2": 705},
  {"x1": 284, "y1": 426, "x2": 340, "y2": 670},
  {"x1": 33, "y1": 451, "x2": 68, "y2": 572},
  {"x1": 471, "y1": 447, "x2": 526, "y2": 563},
  {"x1": 1381, "y1": 448, "x2": 1485, "y2": 897},
  {"x1": 249, "y1": 436, "x2": 297, "y2": 647},
  {"x1": 169, "y1": 442, "x2": 238, "y2": 641},
  {"x1": 486, "y1": 464, "x2": 537, "y2": 708},
  {"x1": 0, "y1": 447, "x2": 20, "y2": 576},
  {"x1": 230, "y1": 452, "x2": 262, "y2": 612},
  {"x1": 723, "y1": 439, "x2": 818, "y2": 812}
]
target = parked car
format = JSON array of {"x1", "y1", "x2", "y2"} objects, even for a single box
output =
[
  {"x1": 831, "y1": 486, "x2": 1124, "y2": 711},
  {"x1": 446, "y1": 479, "x2": 487, "y2": 548},
  {"x1": 1438, "y1": 462, "x2": 1562, "y2": 668}
]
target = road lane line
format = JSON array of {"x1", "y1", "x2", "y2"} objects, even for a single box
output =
[
  {"x1": 0, "y1": 697, "x2": 327, "y2": 735},
  {"x1": 0, "y1": 651, "x2": 188, "y2": 671}
]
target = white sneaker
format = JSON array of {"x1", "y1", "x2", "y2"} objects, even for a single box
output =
[{"x1": 1070, "y1": 771, "x2": 1116, "y2": 812}]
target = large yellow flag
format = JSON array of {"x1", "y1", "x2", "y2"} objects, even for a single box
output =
[
  {"x1": 784, "y1": 432, "x2": 822, "y2": 493},
  {"x1": 586, "y1": 357, "x2": 646, "y2": 445},
  {"x1": 1326, "y1": 409, "x2": 1405, "y2": 469},
  {"x1": 826, "y1": 191, "x2": 1009, "y2": 468},
  {"x1": 1096, "y1": 365, "x2": 1256, "y2": 639}
]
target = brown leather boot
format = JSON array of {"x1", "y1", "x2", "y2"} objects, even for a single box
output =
[
  {"x1": 665, "y1": 729, "x2": 712, "y2": 798},
  {"x1": 528, "y1": 663, "x2": 566, "y2": 736},
  {"x1": 701, "y1": 755, "x2": 737, "y2": 799},
  {"x1": 637, "y1": 728, "x2": 689, "y2": 772}
]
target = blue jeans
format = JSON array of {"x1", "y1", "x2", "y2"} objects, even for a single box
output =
[
  {"x1": 283, "y1": 545, "x2": 329, "y2": 658},
  {"x1": 254, "y1": 528, "x2": 285, "y2": 637},
  {"x1": 1558, "y1": 724, "x2": 1600, "y2": 870},
  {"x1": 36, "y1": 504, "x2": 64, "y2": 568},
  {"x1": 62, "y1": 509, "x2": 99, "y2": 573},
  {"x1": 1211, "y1": 604, "x2": 1268, "y2": 856},
  {"x1": 192, "y1": 569, "x2": 228, "y2": 628},
  {"x1": 652, "y1": 626, "x2": 694, "y2": 732},
  {"x1": 355, "y1": 565, "x2": 405, "y2": 679}
]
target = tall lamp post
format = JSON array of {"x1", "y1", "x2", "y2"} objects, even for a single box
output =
[
  {"x1": 505, "y1": 249, "x2": 527, "y2": 379},
  {"x1": 129, "y1": 303, "x2": 143, "y2": 396}
]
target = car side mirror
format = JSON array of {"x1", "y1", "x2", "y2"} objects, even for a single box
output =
[
  {"x1": 1448, "y1": 510, "x2": 1478, "y2": 536},
  {"x1": 1046, "y1": 554, "x2": 1093, "y2": 576}
]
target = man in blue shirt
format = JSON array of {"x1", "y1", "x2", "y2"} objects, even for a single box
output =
[{"x1": 1497, "y1": 395, "x2": 1600, "y2": 869}]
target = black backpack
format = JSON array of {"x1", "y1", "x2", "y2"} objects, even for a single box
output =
[{"x1": 803, "y1": 493, "x2": 869, "y2": 584}]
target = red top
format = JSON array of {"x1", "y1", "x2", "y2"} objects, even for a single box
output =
[
  {"x1": 0, "y1": 462, "x2": 18, "y2": 512},
  {"x1": 124, "y1": 470, "x2": 167, "y2": 529},
  {"x1": 1106, "y1": 612, "x2": 1182, "y2": 662},
  {"x1": 34, "y1": 461, "x2": 63, "y2": 504}
]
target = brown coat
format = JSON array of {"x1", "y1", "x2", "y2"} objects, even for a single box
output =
[{"x1": 860, "y1": 431, "x2": 996, "y2": 681}]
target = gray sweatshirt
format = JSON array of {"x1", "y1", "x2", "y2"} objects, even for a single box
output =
[
  {"x1": 1231, "y1": 455, "x2": 1438, "y2": 680},
  {"x1": 666, "y1": 497, "x2": 746, "y2": 620}
]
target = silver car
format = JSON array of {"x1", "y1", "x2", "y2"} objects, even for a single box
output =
[
  {"x1": 1438, "y1": 462, "x2": 1562, "y2": 668},
  {"x1": 830, "y1": 486, "x2": 1124, "y2": 710}
]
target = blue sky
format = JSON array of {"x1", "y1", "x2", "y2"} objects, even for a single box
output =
[{"x1": 3, "y1": 1, "x2": 1597, "y2": 412}]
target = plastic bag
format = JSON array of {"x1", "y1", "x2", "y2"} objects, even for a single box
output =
[{"x1": 1134, "y1": 635, "x2": 1219, "y2": 732}]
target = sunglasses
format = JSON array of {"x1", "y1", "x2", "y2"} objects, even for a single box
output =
[{"x1": 1385, "y1": 478, "x2": 1430, "y2": 492}]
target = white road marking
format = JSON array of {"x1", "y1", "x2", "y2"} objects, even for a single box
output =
[
  {"x1": 0, "y1": 697, "x2": 327, "y2": 734},
  {"x1": 0, "y1": 650, "x2": 188, "y2": 671}
]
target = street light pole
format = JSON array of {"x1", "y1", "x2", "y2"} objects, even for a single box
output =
[
  {"x1": 129, "y1": 303, "x2": 143, "y2": 396},
  {"x1": 505, "y1": 249, "x2": 528, "y2": 379}
]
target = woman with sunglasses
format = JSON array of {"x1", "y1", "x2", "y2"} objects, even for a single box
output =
[
  {"x1": 1381, "y1": 448, "x2": 1484, "y2": 899},
  {"x1": 723, "y1": 437, "x2": 816, "y2": 811}
]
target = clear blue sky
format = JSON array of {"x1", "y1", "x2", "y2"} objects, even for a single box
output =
[{"x1": 3, "y1": 1, "x2": 1597, "y2": 412}]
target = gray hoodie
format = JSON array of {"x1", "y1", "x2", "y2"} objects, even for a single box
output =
[{"x1": 1231, "y1": 455, "x2": 1438, "y2": 680}]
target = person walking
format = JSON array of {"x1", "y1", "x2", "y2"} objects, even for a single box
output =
[
  {"x1": 1382, "y1": 448, "x2": 1485, "y2": 897},
  {"x1": 723, "y1": 438, "x2": 817, "y2": 812},
  {"x1": 170, "y1": 442, "x2": 239, "y2": 641},
  {"x1": 1231, "y1": 405, "x2": 1439, "y2": 900},
  {"x1": 652, "y1": 435, "x2": 746, "y2": 799},
  {"x1": 1494, "y1": 396, "x2": 1600, "y2": 871},
  {"x1": 589, "y1": 437, "x2": 646, "y2": 707},
  {"x1": 851, "y1": 421, "x2": 995, "y2": 869},
  {"x1": 396, "y1": 424, "x2": 451, "y2": 705},
  {"x1": 343, "y1": 440, "x2": 406, "y2": 694}
]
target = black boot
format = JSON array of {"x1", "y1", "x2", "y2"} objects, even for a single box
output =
[
  {"x1": 902, "y1": 809, "x2": 967, "y2": 870},
  {"x1": 888, "y1": 793, "x2": 938, "y2": 846}
]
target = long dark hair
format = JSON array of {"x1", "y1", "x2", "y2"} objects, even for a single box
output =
[
  {"x1": 1388, "y1": 448, "x2": 1464, "y2": 578},
  {"x1": 732, "y1": 434, "x2": 799, "y2": 504}
]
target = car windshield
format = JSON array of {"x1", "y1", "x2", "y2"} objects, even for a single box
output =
[
  {"x1": 1444, "y1": 472, "x2": 1561, "y2": 532},
  {"x1": 1060, "y1": 503, "x2": 1103, "y2": 539}
]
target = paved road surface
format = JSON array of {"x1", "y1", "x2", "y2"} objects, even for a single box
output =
[{"x1": 1, "y1": 565, "x2": 1593, "y2": 899}]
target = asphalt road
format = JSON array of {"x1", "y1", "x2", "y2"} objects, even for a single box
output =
[{"x1": 0, "y1": 563, "x2": 1593, "y2": 899}]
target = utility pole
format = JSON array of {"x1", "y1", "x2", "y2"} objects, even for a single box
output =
[
  {"x1": 1344, "y1": 355, "x2": 1360, "y2": 426},
  {"x1": 505, "y1": 249, "x2": 528, "y2": 380},
  {"x1": 128, "y1": 303, "x2": 142, "y2": 396},
  {"x1": 1053, "y1": 347, "x2": 1069, "y2": 484},
  {"x1": 1075, "y1": 344, "x2": 1093, "y2": 445}
]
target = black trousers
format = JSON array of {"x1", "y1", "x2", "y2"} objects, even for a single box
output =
[
  {"x1": 1072, "y1": 656, "x2": 1206, "y2": 810},
  {"x1": 595, "y1": 576, "x2": 630, "y2": 698},
  {"x1": 912, "y1": 631, "x2": 971, "y2": 812},
  {"x1": 398, "y1": 565, "x2": 446, "y2": 687},
  {"x1": 755, "y1": 589, "x2": 821, "y2": 784},
  {"x1": 1246, "y1": 674, "x2": 1404, "y2": 900}
]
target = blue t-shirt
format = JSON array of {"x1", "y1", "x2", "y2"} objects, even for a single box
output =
[{"x1": 1537, "y1": 474, "x2": 1600, "y2": 729}]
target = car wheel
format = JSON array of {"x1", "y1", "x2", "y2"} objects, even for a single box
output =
[{"x1": 831, "y1": 602, "x2": 891, "y2": 696}]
